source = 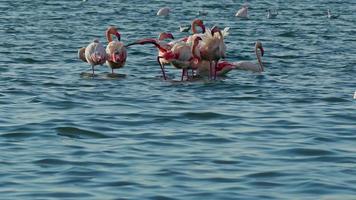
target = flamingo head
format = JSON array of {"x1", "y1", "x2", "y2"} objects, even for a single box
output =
[
  {"x1": 107, "y1": 26, "x2": 121, "y2": 41},
  {"x1": 193, "y1": 19, "x2": 205, "y2": 33},
  {"x1": 256, "y1": 41, "x2": 264, "y2": 56},
  {"x1": 211, "y1": 26, "x2": 221, "y2": 36},
  {"x1": 158, "y1": 32, "x2": 174, "y2": 41},
  {"x1": 115, "y1": 31, "x2": 121, "y2": 41}
]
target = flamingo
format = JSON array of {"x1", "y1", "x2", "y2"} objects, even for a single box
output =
[
  {"x1": 182, "y1": 19, "x2": 206, "y2": 43},
  {"x1": 78, "y1": 39, "x2": 107, "y2": 75},
  {"x1": 267, "y1": 9, "x2": 278, "y2": 19},
  {"x1": 125, "y1": 32, "x2": 174, "y2": 80},
  {"x1": 105, "y1": 26, "x2": 127, "y2": 74},
  {"x1": 235, "y1": 4, "x2": 248, "y2": 18},
  {"x1": 196, "y1": 41, "x2": 264, "y2": 77},
  {"x1": 197, "y1": 26, "x2": 227, "y2": 80},
  {"x1": 232, "y1": 41, "x2": 264, "y2": 72},
  {"x1": 157, "y1": 7, "x2": 170, "y2": 16},
  {"x1": 126, "y1": 36, "x2": 202, "y2": 81}
]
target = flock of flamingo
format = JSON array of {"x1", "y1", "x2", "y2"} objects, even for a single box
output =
[{"x1": 78, "y1": 18, "x2": 265, "y2": 81}]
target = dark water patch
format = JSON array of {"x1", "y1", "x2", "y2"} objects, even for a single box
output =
[
  {"x1": 245, "y1": 171, "x2": 289, "y2": 179},
  {"x1": 34, "y1": 158, "x2": 73, "y2": 166},
  {"x1": 274, "y1": 148, "x2": 335, "y2": 157},
  {"x1": 149, "y1": 195, "x2": 178, "y2": 200},
  {"x1": 247, "y1": 181, "x2": 284, "y2": 188},
  {"x1": 211, "y1": 159, "x2": 240, "y2": 165},
  {"x1": 56, "y1": 127, "x2": 110, "y2": 139},
  {"x1": 321, "y1": 97, "x2": 350, "y2": 103},
  {"x1": 181, "y1": 111, "x2": 231, "y2": 120},
  {"x1": 278, "y1": 31, "x2": 297, "y2": 37},
  {"x1": 1, "y1": 132, "x2": 35, "y2": 139},
  {"x1": 17, "y1": 191, "x2": 93, "y2": 198},
  {"x1": 104, "y1": 181, "x2": 143, "y2": 187},
  {"x1": 191, "y1": 136, "x2": 234, "y2": 144}
]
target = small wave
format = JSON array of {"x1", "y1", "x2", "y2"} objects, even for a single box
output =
[
  {"x1": 278, "y1": 31, "x2": 296, "y2": 37},
  {"x1": 56, "y1": 127, "x2": 110, "y2": 139},
  {"x1": 321, "y1": 97, "x2": 350, "y2": 103},
  {"x1": 1, "y1": 132, "x2": 34, "y2": 138},
  {"x1": 245, "y1": 171, "x2": 288, "y2": 178},
  {"x1": 275, "y1": 148, "x2": 335, "y2": 157},
  {"x1": 182, "y1": 111, "x2": 230, "y2": 120}
]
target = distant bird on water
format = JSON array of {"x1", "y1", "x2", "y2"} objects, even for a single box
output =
[
  {"x1": 327, "y1": 9, "x2": 339, "y2": 19},
  {"x1": 267, "y1": 9, "x2": 278, "y2": 19},
  {"x1": 235, "y1": 3, "x2": 249, "y2": 18},
  {"x1": 157, "y1": 7, "x2": 170, "y2": 16}
]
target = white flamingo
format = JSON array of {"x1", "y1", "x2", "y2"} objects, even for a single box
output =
[
  {"x1": 235, "y1": 4, "x2": 248, "y2": 18},
  {"x1": 78, "y1": 39, "x2": 107, "y2": 75},
  {"x1": 157, "y1": 7, "x2": 170, "y2": 16},
  {"x1": 105, "y1": 26, "x2": 127, "y2": 74},
  {"x1": 230, "y1": 41, "x2": 265, "y2": 72}
]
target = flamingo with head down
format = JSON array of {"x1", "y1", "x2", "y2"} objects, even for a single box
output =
[
  {"x1": 105, "y1": 26, "x2": 127, "y2": 74},
  {"x1": 126, "y1": 36, "x2": 202, "y2": 81},
  {"x1": 78, "y1": 39, "x2": 107, "y2": 75},
  {"x1": 196, "y1": 41, "x2": 264, "y2": 77}
]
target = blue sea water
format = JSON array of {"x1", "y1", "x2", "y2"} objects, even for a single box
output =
[{"x1": 1, "y1": 0, "x2": 356, "y2": 199}]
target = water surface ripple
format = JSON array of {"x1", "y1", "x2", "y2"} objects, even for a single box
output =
[{"x1": 1, "y1": 0, "x2": 356, "y2": 199}]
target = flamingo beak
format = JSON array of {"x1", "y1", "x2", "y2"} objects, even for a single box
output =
[
  {"x1": 201, "y1": 24, "x2": 206, "y2": 33},
  {"x1": 167, "y1": 33, "x2": 174, "y2": 40},
  {"x1": 115, "y1": 32, "x2": 121, "y2": 41},
  {"x1": 259, "y1": 46, "x2": 264, "y2": 56}
]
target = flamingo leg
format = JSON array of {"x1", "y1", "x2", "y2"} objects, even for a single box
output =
[
  {"x1": 209, "y1": 61, "x2": 213, "y2": 80},
  {"x1": 112, "y1": 68, "x2": 114, "y2": 74},
  {"x1": 91, "y1": 66, "x2": 95, "y2": 76},
  {"x1": 214, "y1": 60, "x2": 219, "y2": 80},
  {"x1": 157, "y1": 56, "x2": 167, "y2": 80},
  {"x1": 181, "y1": 69, "x2": 185, "y2": 81}
]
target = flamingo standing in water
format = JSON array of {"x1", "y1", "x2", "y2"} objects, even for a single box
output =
[
  {"x1": 196, "y1": 41, "x2": 264, "y2": 77},
  {"x1": 198, "y1": 26, "x2": 227, "y2": 80},
  {"x1": 157, "y1": 32, "x2": 175, "y2": 79},
  {"x1": 78, "y1": 39, "x2": 107, "y2": 75},
  {"x1": 126, "y1": 36, "x2": 202, "y2": 81},
  {"x1": 105, "y1": 26, "x2": 127, "y2": 74}
]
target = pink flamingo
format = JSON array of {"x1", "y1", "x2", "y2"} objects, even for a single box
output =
[
  {"x1": 105, "y1": 26, "x2": 127, "y2": 74},
  {"x1": 182, "y1": 19, "x2": 206, "y2": 43},
  {"x1": 78, "y1": 39, "x2": 107, "y2": 75},
  {"x1": 126, "y1": 36, "x2": 202, "y2": 81},
  {"x1": 198, "y1": 26, "x2": 226, "y2": 80}
]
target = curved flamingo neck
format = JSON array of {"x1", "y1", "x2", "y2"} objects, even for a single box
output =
[
  {"x1": 106, "y1": 30, "x2": 113, "y2": 42},
  {"x1": 191, "y1": 20, "x2": 204, "y2": 34},
  {"x1": 192, "y1": 21, "x2": 198, "y2": 34},
  {"x1": 255, "y1": 46, "x2": 264, "y2": 72}
]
